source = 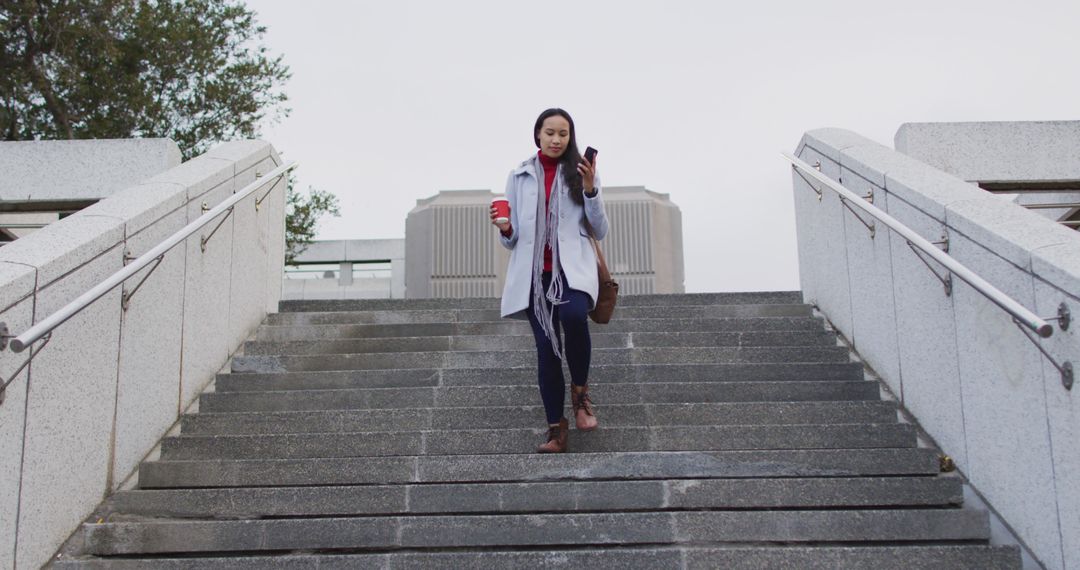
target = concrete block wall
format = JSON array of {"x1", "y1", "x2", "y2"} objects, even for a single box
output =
[
  {"x1": 792, "y1": 128, "x2": 1080, "y2": 570},
  {"x1": 0, "y1": 140, "x2": 286, "y2": 569}
]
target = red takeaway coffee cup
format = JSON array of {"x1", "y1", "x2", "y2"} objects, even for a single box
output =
[{"x1": 491, "y1": 198, "x2": 510, "y2": 224}]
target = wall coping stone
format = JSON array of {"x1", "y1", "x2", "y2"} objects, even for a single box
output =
[
  {"x1": 0, "y1": 139, "x2": 181, "y2": 204},
  {"x1": 140, "y1": 156, "x2": 234, "y2": 203},
  {"x1": 0, "y1": 262, "x2": 37, "y2": 312},
  {"x1": 896, "y1": 121, "x2": 1080, "y2": 182},
  {"x1": 0, "y1": 214, "x2": 125, "y2": 288},
  {"x1": 81, "y1": 182, "x2": 189, "y2": 240},
  {"x1": 202, "y1": 139, "x2": 275, "y2": 174},
  {"x1": 1031, "y1": 242, "x2": 1080, "y2": 299}
]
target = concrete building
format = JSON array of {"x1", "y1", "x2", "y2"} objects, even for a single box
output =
[
  {"x1": 282, "y1": 238, "x2": 405, "y2": 300},
  {"x1": 405, "y1": 186, "x2": 684, "y2": 298}
]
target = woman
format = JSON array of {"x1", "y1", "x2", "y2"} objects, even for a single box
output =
[{"x1": 489, "y1": 108, "x2": 609, "y2": 453}]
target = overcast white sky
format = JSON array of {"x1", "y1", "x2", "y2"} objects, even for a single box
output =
[{"x1": 245, "y1": 0, "x2": 1080, "y2": 292}]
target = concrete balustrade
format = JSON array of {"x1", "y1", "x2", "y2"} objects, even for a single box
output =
[
  {"x1": 0, "y1": 140, "x2": 286, "y2": 569},
  {"x1": 792, "y1": 127, "x2": 1080, "y2": 570}
]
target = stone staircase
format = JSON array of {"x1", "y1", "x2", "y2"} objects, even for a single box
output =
[{"x1": 55, "y1": 292, "x2": 1021, "y2": 568}]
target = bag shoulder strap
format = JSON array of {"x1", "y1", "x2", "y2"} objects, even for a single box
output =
[{"x1": 584, "y1": 220, "x2": 609, "y2": 269}]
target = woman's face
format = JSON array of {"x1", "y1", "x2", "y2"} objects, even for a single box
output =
[{"x1": 537, "y1": 116, "x2": 571, "y2": 158}]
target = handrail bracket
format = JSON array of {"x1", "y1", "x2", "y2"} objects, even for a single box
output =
[
  {"x1": 1044, "y1": 303, "x2": 1070, "y2": 331},
  {"x1": 121, "y1": 255, "x2": 166, "y2": 311},
  {"x1": 0, "y1": 333, "x2": 52, "y2": 405},
  {"x1": 931, "y1": 233, "x2": 950, "y2": 253},
  {"x1": 1013, "y1": 318, "x2": 1074, "y2": 390},
  {"x1": 906, "y1": 239, "x2": 953, "y2": 296},
  {"x1": 255, "y1": 177, "x2": 283, "y2": 211},
  {"x1": 792, "y1": 166, "x2": 823, "y2": 201},
  {"x1": 840, "y1": 196, "x2": 876, "y2": 238},
  {"x1": 905, "y1": 232, "x2": 953, "y2": 295},
  {"x1": 0, "y1": 322, "x2": 10, "y2": 351},
  {"x1": 200, "y1": 207, "x2": 235, "y2": 253}
]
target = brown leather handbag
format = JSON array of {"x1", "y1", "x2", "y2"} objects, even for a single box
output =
[{"x1": 587, "y1": 230, "x2": 619, "y2": 324}]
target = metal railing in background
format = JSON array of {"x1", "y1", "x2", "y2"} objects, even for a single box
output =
[
  {"x1": 1022, "y1": 202, "x2": 1080, "y2": 210},
  {"x1": 0, "y1": 161, "x2": 297, "y2": 403},
  {"x1": 783, "y1": 152, "x2": 1073, "y2": 389}
]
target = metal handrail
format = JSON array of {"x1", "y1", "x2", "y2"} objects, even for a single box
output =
[
  {"x1": 5, "y1": 160, "x2": 298, "y2": 353},
  {"x1": 1023, "y1": 202, "x2": 1080, "y2": 210},
  {"x1": 782, "y1": 152, "x2": 1054, "y2": 338}
]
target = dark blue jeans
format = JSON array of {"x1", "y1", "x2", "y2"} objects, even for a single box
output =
[{"x1": 526, "y1": 272, "x2": 593, "y2": 424}]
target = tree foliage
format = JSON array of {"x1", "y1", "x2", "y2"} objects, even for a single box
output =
[
  {"x1": 2, "y1": 0, "x2": 340, "y2": 258},
  {"x1": 285, "y1": 177, "x2": 340, "y2": 264},
  {"x1": 0, "y1": 0, "x2": 290, "y2": 158}
]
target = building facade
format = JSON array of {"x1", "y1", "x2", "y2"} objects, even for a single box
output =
[
  {"x1": 282, "y1": 239, "x2": 405, "y2": 300},
  {"x1": 405, "y1": 186, "x2": 684, "y2": 298}
]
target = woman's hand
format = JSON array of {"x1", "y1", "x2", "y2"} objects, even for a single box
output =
[
  {"x1": 490, "y1": 204, "x2": 512, "y2": 234},
  {"x1": 577, "y1": 154, "x2": 596, "y2": 194}
]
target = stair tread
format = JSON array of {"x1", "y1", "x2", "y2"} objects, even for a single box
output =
[
  {"x1": 180, "y1": 401, "x2": 899, "y2": 434},
  {"x1": 231, "y1": 345, "x2": 852, "y2": 374},
  {"x1": 160, "y1": 423, "x2": 917, "y2": 460},
  {"x1": 60, "y1": 294, "x2": 1017, "y2": 568},
  {"x1": 242, "y1": 331, "x2": 839, "y2": 356},
  {"x1": 278, "y1": 291, "x2": 805, "y2": 312},
  {"x1": 215, "y1": 362, "x2": 866, "y2": 391},
  {"x1": 53, "y1": 545, "x2": 1024, "y2": 570},
  {"x1": 137, "y1": 448, "x2": 944, "y2": 488},
  {"x1": 82, "y1": 509, "x2": 992, "y2": 555},
  {"x1": 199, "y1": 380, "x2": 881, "y2": 413},
  {"x1": 256, "y1": 316, "x2": 832, "y2": 340},
  {"x1": 103, "y1": 477, "x2": 963, "y2": 518}
]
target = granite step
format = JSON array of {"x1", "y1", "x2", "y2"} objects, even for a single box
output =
[
  {"x1": 215, "y1": 362, "x2": 866, "y2": 392},
  {"x1": 101, "y1": 477, "x2": 962, "y2": 519},
  {"x1": 159, "y1": 423, "x2": 916, "y2": 460},
  {"x1": 277, "y1": 291, "x2": 805, "y2": 313},
  {"x1": 199, "y1": 381, "x2": 881, "y2": 413},
  {"x1": 58, "y1": 290, "x2": 1020, "y2": 570},
  {"x1": 52, "y1": 544, "x2": 1028, "y2": 570},
  {"x1": 230, "y1": 346, "x2": 852, "y2": 374},
  {"x1": 264, "y1": 303, "x2": 813, "y2": 326},
  {"x1": 180, "y1": 401, "x2": 899, "y2": 435},
  {"x1": 241, "y1": 330, "x2": 838, "y2": 356},
  {"x1": 79, "y1": 510, "x2": 992, "y2": 556},
  {"x1": 255, "y1": 316, "x2": 830, "y2": 342},
  {"x1": 137, "y1": 449, "x2": 944, "y2": 488},
  {"x1": 52, "y1": 545, "x2": 1024, "y2": 569}
]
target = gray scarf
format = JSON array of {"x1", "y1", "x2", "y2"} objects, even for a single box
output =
[{"x1": 531, "y1": 156, "x2": 566, "y2": 359}]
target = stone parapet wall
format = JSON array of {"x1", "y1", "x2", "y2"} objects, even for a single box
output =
[
  {"x1": 792, "y1": 128, "x2": 1080, "y2": 570},
  {"x1": 0, "y1": 140, "x2": 286, "y2": 569}
]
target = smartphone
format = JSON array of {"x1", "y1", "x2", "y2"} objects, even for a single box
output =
[{"x1": 584, "y1": 146, "x2": 598, "y2": 165}]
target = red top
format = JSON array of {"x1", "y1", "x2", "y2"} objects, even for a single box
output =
[{"x1": 538, "y1": 151, "x2": 559, "y2": 271}]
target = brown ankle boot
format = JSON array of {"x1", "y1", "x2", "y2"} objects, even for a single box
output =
[
  {"x1": 571, "y1": 385, "x2": 598, "y2": 431},
  {"x1": 536, "y1": 418, "x2": 569, "y2": 453}
]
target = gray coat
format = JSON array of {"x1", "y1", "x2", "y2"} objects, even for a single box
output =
[{"x1": 499, "y1": 154, "x2": 609, "y2": 318}]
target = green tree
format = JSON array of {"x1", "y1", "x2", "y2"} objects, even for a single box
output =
[
  {"x1": 2, "y1": 0, "x2": 340, "y2": 259},
  {"x1": 285, "y1": 177, "x2": 340, "y2": 264},
  {"x1": 1, "y1": 0, "x2": 289, "y2": 158}
]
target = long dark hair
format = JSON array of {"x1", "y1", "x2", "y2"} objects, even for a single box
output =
[{"x1": 533, "y1": 108, "x2": 585, "y2": 205}]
